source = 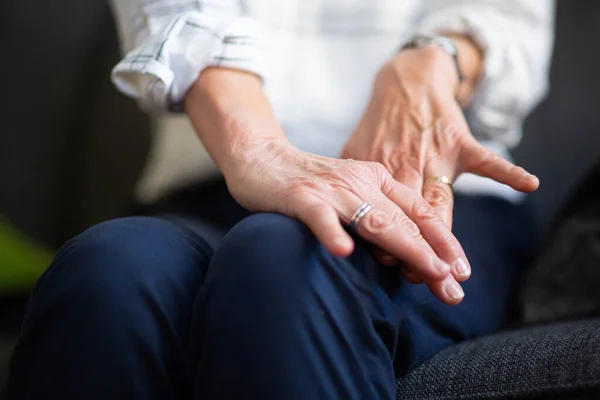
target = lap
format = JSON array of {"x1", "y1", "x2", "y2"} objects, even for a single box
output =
[
  {"x1": 10, "y1": 185, "x2": 535, "y2": 400},
  {"x1": 44, "y1": 191, "x2": 533, "y2": 350},
  {"x1": 30, "y1": 216, "x2": 214, "y2": 301},
  {"x1": 182, "y1": 196, "x2": 533, "y2": 376},
  {"x1": 27, "y1": 190, "x2": 533, "y2": 378}
]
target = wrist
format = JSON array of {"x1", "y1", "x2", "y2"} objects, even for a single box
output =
[
  {"x1": 396, "y1": 34, "x2": 483, "y2": 106},
  {"x1": 388, "y1": 47, "x2": 459, "y2": 98},
  {"x1": 184, "y1": 67, "x2": 289, "y2": 178}
]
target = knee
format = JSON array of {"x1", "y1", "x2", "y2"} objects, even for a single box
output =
[
  {"x1": 207, "y1": 213, "x2": 324, "y2": 301},
  {"x1": 32, "y1": 217, "x2": 203, "y2": 310}
]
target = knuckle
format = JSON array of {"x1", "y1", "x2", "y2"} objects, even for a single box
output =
[
  {"x1": 412, "y1": 200, "x2": 437, "y2": 220},
  {"x1": 423, "y1": 185, "x2": 452, "y2": 206},
  {"x1": 360, "y1": 209, "x2": 418, "y2": 238},
  {"x1": 436, "y1": 231, "x2": 461, "y2": 255},
  {"x1": 395, "y1": 214, "x2": 422, "y2": 239},
  {"x1": 361, "y1": 210, "x2": 392, "y2": 234},
  {"x1": 381, "y1": 178, "x2": 403, "y2": 199},
  {"x1": 345, "y1": 161, "x2": 379, "y2": 184},
  {"x1": 365, "y1": 161, "x2": 388, "y2": 180},
  {"x1": 300, "y1": 201, "x2": 328, "y2": 220},
  {"x1": 283, "y1": 183, "x2": 329, "y2": 216},
  {"x1": 426, "y1": 225, "x2": 463, "y2": 257},
  {"x1": 285, "y1": 178, "x2": 324, "y2": 198},
  {"x1": 471, "y1": 150, "x2": 501, "y2": 171}
]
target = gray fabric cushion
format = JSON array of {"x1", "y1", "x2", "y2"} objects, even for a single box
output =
[
  {"x1": 520, "y1": 158, "x2": 600, "y2": 325},
  {"x1": 522, "y1": 218, "x2": 600, "y2": 325},
  {"x1": 395, "y1": 319, "x2": 600, "y2": 399}
]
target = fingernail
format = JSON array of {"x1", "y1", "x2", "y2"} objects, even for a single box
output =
[
  {"x1": 523, "y1": 172, "x2": 536, "y2": 180},
  {"x1": 433, "y1": 259, "x2": 451, "y2": 275},
  {"x1": 445, "y1": 280, "x2": 464, "y2": 301},
  {"x1": 454, "y1": 257, "x2": 471, "y2": 278}
]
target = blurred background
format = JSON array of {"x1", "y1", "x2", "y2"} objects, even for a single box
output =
[{"x1": 1, "y1": 0, "x2": 600, "y2": 392}]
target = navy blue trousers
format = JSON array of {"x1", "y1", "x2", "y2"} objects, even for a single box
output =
[{"x1": 9, "y1": 186, "x2": 534, "y2": 399}]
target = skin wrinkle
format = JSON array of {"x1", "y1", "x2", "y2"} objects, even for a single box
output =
[
  {"x1": 423, "y1": 186, "x2": 452, "y2": 207},
  {"x1": 413, "y1": 202, "x2": 437, "y2": 221},
  {"x1": 340, "y1": 43, "x2": 481, "y2": 289},
  {"x1": 362, "y1": 209, "x2": 421, "y2": 241},
  {"x1": 182, "y1": 38, "x2": 538, "y2": 305}
]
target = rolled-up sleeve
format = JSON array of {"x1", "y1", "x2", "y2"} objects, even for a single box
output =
[
  {"x1": 109, "y1": 0, "x2": 266, "y2": 112},
  {"x1": 414, "y1": 0, "x2": 555, "y2": 147}
]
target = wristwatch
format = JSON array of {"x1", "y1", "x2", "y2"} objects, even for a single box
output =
[{"x1": 401, "y1": 35, "x2": 464, "y2": 83}]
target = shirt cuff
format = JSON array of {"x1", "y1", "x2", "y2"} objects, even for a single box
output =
[
  {"x1": 414, "y1": 7, "x2": 527, "y2": 148},
  {"x1": 111, "y1": 13, "x2": 265, "y2": 113}
]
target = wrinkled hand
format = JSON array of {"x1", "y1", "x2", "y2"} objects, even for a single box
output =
[
  {"x1": 224, "y1": 140, "x2": 469, "y2": 304},
  {"x1": 341, "y1": 47, "x2": 539, "y2": 283},
  {"x1": 186, "y1": 67, "x2": 474, "y2": 304}
]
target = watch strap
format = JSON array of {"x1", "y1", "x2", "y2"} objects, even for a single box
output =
[{"x1": 401, "y1": 35, "x2": 464, "y2": 83}]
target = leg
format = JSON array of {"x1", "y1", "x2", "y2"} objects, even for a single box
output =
[
  {"x1": 9, "y1": 217, "x2": 214, "y2": 399},
  {"x1": 189, "y1": 213, "x2": 403, "y2": 400},
  {"x1": 187, "y1": 195, "x2": 533, "y2": 399}
]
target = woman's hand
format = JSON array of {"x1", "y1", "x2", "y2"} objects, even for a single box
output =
[
  {"x1": 185, "y1": 67, "x2": 470, "y2": 305},
  {"x1": 341, "y1": 42, "x2": 539, "y2": 282},
  {"x1": 228, "y1": 140, "x2": 470, "y2": 304}
]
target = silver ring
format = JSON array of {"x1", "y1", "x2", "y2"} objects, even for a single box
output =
[{"x1": 350, "y1": 203, "x2": 373, "y2": 230}]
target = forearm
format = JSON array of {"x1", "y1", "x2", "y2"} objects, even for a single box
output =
[{"x1": 184, "y1": 68, "x2": 288, "y2": 178}]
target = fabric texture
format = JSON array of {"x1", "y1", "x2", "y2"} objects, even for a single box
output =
[
  {"x1": 109, "y1": 0, "x2": 553, "y2": 144},
  {"x1": 395, "y1": 319, "x2": 600, "y2": 399},
  {"x1": 8, "y1": 186, "x2": 533, "y2": 399},
  {"x1": 108, "y1": 0, "x2": 554, "y2": 203},
  {"x1": 521, "y1": 158, "x2": 600, "y2": 324}
]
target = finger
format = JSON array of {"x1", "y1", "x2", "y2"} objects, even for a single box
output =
[
  {"x1": 422, "y1": 162, "x2": 455, "y2": 229},
  {"x1": 345, "y1": 191, "x2": 451, "y2": 282},
  {"x1": 382, "y1": 177, "x2": 471, "y2": 282},
  {"x1": 291, "y1": 194, "x2": 355, "y2": 257},
  {"x1": 399, "y1": 265, "x2": 424, "y2": 284},
  {"x1": 461, "y1": 139, "x2": 539, "y2": 192},
  {"x1": 384, "y1": 166, "x2": 424, "y2": 268},
  {"x1": 402, "y1": 263, "x2": 464, "y2": 305},
  {"x1": 425, "y1": 274, "x2": 465, "y2": 305}
]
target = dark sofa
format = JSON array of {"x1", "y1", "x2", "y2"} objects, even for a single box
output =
[{"x1": 2, "y1": 0, "x2": 600, "y2": 398}]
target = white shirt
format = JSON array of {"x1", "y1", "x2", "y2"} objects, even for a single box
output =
[{"x1": 109, "y1": 0, "x2": 554, "y2": 202}]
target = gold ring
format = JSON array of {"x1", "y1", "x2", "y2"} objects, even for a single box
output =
[{"x1": 425, "y1": 176, "x2": 453, "y2": 187}]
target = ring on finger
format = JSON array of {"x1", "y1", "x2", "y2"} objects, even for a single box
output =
[
  {"x1": 350, "y1": 202, "x2": 373, "y2": 230},
  {"x1": 425, "y1": 175, "x2": 453, "y2": 188}
]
